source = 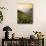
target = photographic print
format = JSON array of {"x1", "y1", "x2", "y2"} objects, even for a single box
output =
[{"x1": 17, "y1": 3, "x2": 33, "y2": 24}]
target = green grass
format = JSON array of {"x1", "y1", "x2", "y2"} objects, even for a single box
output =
[{"x1": 17, "y1": 10, "x2": 33, "y2": 24}]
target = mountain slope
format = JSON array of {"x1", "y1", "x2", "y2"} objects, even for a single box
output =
[{"x1": 17, "y1": 10, "x2": 33, "y2": 24}]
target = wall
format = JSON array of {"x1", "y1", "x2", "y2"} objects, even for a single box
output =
[{"x1": 0, "y1": 0, "x2": 46, "y2": 46}]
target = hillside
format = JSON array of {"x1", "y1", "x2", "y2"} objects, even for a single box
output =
[{"x1": 17, "y1": 10, "x2": 33, "y2": 24}]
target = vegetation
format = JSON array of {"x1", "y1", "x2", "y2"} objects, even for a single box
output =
[
  {"x1": 0, "y1": 7, "x2": 8, "y2": 23},
  {"x1": 17, "y1": 10, "x2": 33, "y2": 24}
]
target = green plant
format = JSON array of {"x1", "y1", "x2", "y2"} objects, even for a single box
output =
[
  {"x1": 0, "y1": 11, "x2": 3, "y2": 23},
  {"x1": 0, "y1": 7, "x2": 8, "y2": 23}
]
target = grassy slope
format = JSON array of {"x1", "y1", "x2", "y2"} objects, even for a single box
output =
[{"x1": 17, "y1": 10, "x2": 33, "y2": 24}]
